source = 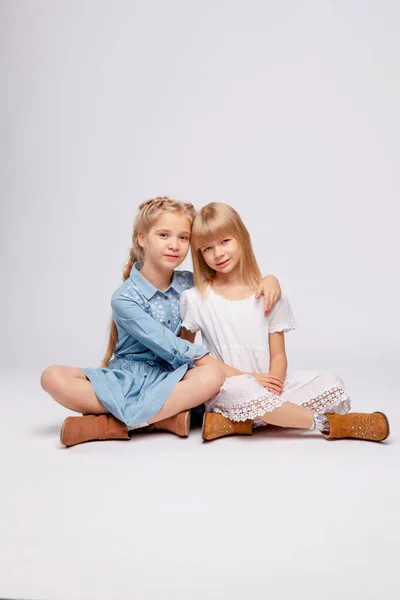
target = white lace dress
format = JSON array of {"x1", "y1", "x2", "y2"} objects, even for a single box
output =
[{"x1": 179, "y1": 287, "x2": 351, "y2": 423}]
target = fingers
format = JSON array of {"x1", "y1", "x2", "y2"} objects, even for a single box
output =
[
  {"x1": 265, "y1": 376, "x2": 284, "y2": 388},
  {"x1": 265, "y1": 376, "x2": 284, "y2": 394},
  {"x1": 264, "y1": 292, "x2": 281, "y2": 316},
  {"x1": 249, "y1": 373, "x2": 285, "y2": 394},
  {"x1": 261, "y1": 379, "x2": 284, "y2": 394},
  {"x1": 267, "y1": 382, "x2": 283, "y2": 392},
  {"x1": 267, "y1": 386, "x2": 282, "y2": 395},
  {"x1": 263, "y1": 292, "x2": 272, "y2": 316},
  {"x1": 258, "y1": 375, "x2": 283, "y2": 385},
  {"x1": 266, "y1": 387, "x2": 282, "y2": 395},
  {"x1": 266, "y1": 375, "x2": 284, "y2": 384},
  {"x1": 257, "y1": 289, "x2": 280, "y2": 316},
  {"x1": 255, "y1": 377, "x2": 271, "y2": 387}
]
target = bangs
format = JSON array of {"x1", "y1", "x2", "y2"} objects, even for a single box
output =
[
  {"x1": 190, "y1": 201, "x2": 262, "y2": 294},
  {"x1": 191, "y1": 211, "x2": 235, "y2": 251}
]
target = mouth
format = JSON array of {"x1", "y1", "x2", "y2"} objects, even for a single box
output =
[
  {"x1": 216, "y1": 258, "x2": 231, "y2": 268},
  {"x1": 164, "y1": 254, "x2": 180, "y2": 260}
]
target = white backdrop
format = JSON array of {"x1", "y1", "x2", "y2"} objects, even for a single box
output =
[
  {"x1": 2, "y1": 0, "x2": 399, "y2": 376},
  {"x1": 1, "y1": 4, "x2": 400, "y2": 600}
]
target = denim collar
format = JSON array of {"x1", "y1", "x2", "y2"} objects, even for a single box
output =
[{"x1": 129, "y1": 262, "x2": 182, "y2": 300}]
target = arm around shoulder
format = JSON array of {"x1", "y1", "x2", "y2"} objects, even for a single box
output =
[{"x1": 255, "y1": 275, "x2": 282, "y2": 317}]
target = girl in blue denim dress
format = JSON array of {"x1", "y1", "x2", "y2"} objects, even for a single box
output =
[{"x1": 40, "y1": 197, "x2": 281, "y2": 446}]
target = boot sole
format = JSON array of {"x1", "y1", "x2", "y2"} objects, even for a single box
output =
[
  {"x1": 202, "y1": 412, "x2": 209, "y2": 441},
  {"x1": 60, "y1": 418, "x2": 70, "y2": 446},
  {"x1": 184, "y1": 410, "x2": 191, "y2": 437},
  {"x1": 201, "y1": 412, "x2": 211, "y2": 442}
]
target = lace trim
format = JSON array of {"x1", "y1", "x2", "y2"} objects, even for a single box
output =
[
  {"x1": 301, "y1": 387, "x2": 351, "y2": 414},
  {"x1": 212, "y1": 387, "x2": 351, "y2": 422},
  {"x1": 269, "y1": 324, "x2": 296, "y2": 334},
  {"x1": 212, "y1": 393, "x2": 286, "y2": 422}
]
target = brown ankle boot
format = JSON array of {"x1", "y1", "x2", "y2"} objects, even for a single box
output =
[
  {"x1": 149, "y1": 410, "x2": 191, "y2": 437},
  {"x1": 324, "y1": 412, "x2": 390, "y2": 442},
  {"x1": 202, "y1": 412, "x2": 253, "y2": 441},
  {"x1": 60, "y1": 414, "x2": 130, "y2": 447}
]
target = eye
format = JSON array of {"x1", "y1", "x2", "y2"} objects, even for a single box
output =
[
  {"x1": 203, "y1": 247, "x2": 211, "y2": 253},
  {"x1": 180, "y1": 236, "x2": 189, "y2": 241},
  {"x1": 159, "y1": 233, "x2": 168, "y2": 238},
  {"x1": 222, "y1": 239, "x2": 231, "y2": 244}
]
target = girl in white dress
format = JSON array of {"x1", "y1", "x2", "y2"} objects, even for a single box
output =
[{"x1": 179, "y1": 203, "x2": 389, "y2": 442}]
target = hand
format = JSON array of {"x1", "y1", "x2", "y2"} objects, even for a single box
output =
[
  {"x1": 249, "y1": 373, "x2": 284, "y2": 395},
  {"x1": 255, "y1": 275, "x2": 282, "y2": 317}
]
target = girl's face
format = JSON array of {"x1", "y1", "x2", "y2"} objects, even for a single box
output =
[
  {"x1": 139, "y1": 212, "x2": 192, "y2": 270},
  {"x1": 200, "y1": 235, "x2": 241, "y2": 274}
]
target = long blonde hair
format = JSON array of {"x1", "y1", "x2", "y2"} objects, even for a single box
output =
[
  {"x1": 101, "y1": 196, "x2": 196, "y2": 367},
  {"x1": 191, "y1": 202, "x2": 262, "y2": 296}
]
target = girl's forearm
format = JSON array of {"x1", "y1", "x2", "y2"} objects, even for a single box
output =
[{"x1": 269, "y1": 356, "x2": 287, "y2": 382}]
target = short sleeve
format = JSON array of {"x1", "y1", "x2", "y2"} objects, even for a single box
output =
[
  {"x1": 268, "y1": 295, "x2": 296, "y2": 334},
  {"x1": 179, "y1": 290, "x2": 201, "y2": 333}
]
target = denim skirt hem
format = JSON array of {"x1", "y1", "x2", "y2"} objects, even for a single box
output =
[{"x1": 83, "y1": 361, "x2": 190, "y2": 427}]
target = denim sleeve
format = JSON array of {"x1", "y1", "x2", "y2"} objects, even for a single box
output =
[{"x1": 112, "y1": 294, "x2": 208, "y2": 368}]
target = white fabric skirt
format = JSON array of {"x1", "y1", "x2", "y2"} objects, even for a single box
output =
[{"x1": 206, "y1": 371, "x2": 351, "y2": 423}]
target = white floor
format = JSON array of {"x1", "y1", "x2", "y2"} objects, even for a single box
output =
[{"x1": 1, "y1": 370, "x2": 399, "y2": 600}]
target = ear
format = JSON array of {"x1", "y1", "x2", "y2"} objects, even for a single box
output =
[{"x1": 137, "y1": 231, "x2": 145, "y2": 248}]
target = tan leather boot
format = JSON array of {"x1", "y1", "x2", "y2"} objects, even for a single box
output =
[
  {"x1": 202, "y1": 412, "x2": 253, "y2": 441},
  {"x1": 323, "y1": 412, "x2": 390, "y2": 442},
  {"x1": 60, "y1": 414, "x2": 130, "y2": 447},
  {"x1": 148, "y1": 410, "x2": 191, "y2": 437}
]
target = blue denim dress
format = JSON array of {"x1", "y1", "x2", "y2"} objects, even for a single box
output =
[{"x1": 83, "y1": 263, "x2": 208, "y2": 427}]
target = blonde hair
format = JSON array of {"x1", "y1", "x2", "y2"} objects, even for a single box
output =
[
  {"x1": 101, "y1": 196, "x2": 196, "y2": 367},
  {"x1": 191, "y1": 202, "x2": 262, "y2": 296}
]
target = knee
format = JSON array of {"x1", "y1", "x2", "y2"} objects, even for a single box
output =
[
  {"x1": 322, "y1": 372, "x2": 345, "y2": 389},
  {"x1": 205, "y1": 365, "x2": 226, "y2": 393},
  {"x1": 40, "y1": 365, "x2": 65, "y2": 394}
]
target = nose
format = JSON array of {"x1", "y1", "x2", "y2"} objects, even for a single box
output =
[
  {"x1": 168, "y1": 237, "x2": 179, "y2": 250},
  {"x1": 214, "y1": 245, "x2": 225, "y2": 260}
]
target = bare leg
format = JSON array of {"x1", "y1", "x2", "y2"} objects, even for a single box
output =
[
  {"x1": 42, "y1": 364, "x2": 225, "y2": 423},
  {"x1": 260, "y1": 401, "x2": 314, "y2": 429},
  {"x1": 148, "y1": 366, "x2": 225, "y2": 424},
  {"x1": 40, "y1": 366, "x2": 108, "y2": 415},
  {"x1": 203, "y1": 400, "x2": 317, "y2": 442}
]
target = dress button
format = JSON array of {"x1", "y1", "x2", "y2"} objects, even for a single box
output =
[
  {"x1": 168, "y1": 319, "x2": 171, "y2": 324},
  {"x1": 164, "y1": 296, "x2": 169, "y2": 300},
  {"x1": 151, "y1": 353, "x2": 155, "y2": 357},
  {"x1": 173, "y1": 349, "x2": 177, "y2": 355}
]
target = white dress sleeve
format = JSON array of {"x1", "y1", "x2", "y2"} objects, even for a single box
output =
[
  {"x1": 179, "y1": 289, "x2": 201, "y2": 333},
  {"x1": 268, "y1": 294, "x2": 296, "y2": 334}
]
